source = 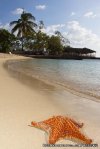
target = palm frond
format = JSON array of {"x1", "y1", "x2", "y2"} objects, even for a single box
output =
[
  {"x1": 17, "y1": 29, "x2": 22, "y2": 37},
  {"x1": 10, "y1": 21, "x2": 19, "y2": 26},
  {"x1": 25, "y1": 25, "x2": 35, "y2": 34},
  {"x1": 27, "y1": 21, "x2": 37, "y2": 28},
  {"x1": 21, "y1": 13, "x2": 35, "y2": 21},
  {"x1": 10, "y1": 11, "x2": 37, "y2": 37},
  {"x1": 11, "y1": 23, "x2": 21, "y2": 34}
]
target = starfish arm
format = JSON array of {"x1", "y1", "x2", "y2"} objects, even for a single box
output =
[
  {"x1": 31, "y1": 121, "x2": 39, "y2": 127},
  {"x1": 65, "y1": 131, "x2": 92, "y2": 144},
  {"x1": 70, "y1": 118, "x2": 84, "y2": 128},
  {"x1": 31, "y1": 121, "x2": 50, "y2": 132},
  {"x1": 48, "y1": 129, "x2": 60, "y2": 144}
]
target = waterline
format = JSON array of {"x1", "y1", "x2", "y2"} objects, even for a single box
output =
[{"x1": 4, "y1": 58, "x2": 100, "y2": 101}]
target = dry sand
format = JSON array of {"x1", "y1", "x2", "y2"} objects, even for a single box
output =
[{"x1": 0, "y1": 54, "x2": 100, "y2": 149}]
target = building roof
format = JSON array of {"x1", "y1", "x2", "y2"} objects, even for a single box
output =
[{"x1": 64, "y1": 47, "x2": 96, "y2": 54}]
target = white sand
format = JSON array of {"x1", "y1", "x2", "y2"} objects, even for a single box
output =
[{"x1": 0, "y1": 54, "x2": 100, "y2": 149}]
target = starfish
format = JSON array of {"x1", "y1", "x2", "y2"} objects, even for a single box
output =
[{"x1": 29, "y1": 115, "x2": 92, "y2": 144}]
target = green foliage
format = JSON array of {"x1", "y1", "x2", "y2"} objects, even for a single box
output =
[
  {"x1": 10, "y1": 11, "x2": 37, "y2": 37},
  {"x1": 48, "y1": 35, "x2": 63, "y2": 55},
  {"x1": 24, "y1": 32, "x2": 36, "y2": 50},
  {"x1": 10, "y1": 10, "x2": 37, "y2": 50},
  {"x1": 33, "y1": 31, "x2": 49, "y2": 50},
  {"x1": 9, "y1": 10, "x2": 69, "y2": 55},
  {"x1": 24, "y1": 31, "x2": 49, "y2": 54},
  {"x1": 25, "y1": 33, "x2": 63, "y2": 55},
  {"x1": 0, "y1": 29, "x2": 16, "y2": 53}
]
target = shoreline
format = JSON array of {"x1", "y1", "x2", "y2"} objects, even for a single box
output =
[
  {"x1": 4, "y1": 58, "x2": 100, "y2": 103},
  {"x1": 0, "y1": 54, "x2": 100, "y2": 148}
]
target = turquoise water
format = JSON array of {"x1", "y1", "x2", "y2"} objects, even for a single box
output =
[{"x1": 7, "y1": 58, "x2": 100, "y2": 99}]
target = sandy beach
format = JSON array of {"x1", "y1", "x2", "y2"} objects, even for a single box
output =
[{"x1": 0, "y1": 54, "x2": 100, "y2": 149}]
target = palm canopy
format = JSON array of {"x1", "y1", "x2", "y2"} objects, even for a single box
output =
[{"x1": 10, "y1": 11, "x2": 37, "y2": 37}]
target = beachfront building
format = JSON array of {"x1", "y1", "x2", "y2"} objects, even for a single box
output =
[{"x1": 63, "y1": 47, "x2": 96, "y2": 58}]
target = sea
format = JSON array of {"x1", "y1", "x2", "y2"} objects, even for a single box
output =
[{"x1": 6, "y1": 58, "x2": 100, "y2": 100}]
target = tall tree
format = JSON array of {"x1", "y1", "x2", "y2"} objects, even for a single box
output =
[
  {"x1": 48, "y1": 35, "x2": 63, "y2": 55},
  {"x1": 24, "y1": 20, "x2": 49, "y2": 54},
  {"x1": 10, "y1": 10, "x2": 37, "y2": 51},
  {"x1": 0, "y1": 29, "x2": 16, "y2": 53},
  {"x1": 33, "y1": 31, "x2": 49, "y2": 52},
  {"x1": 55, "y1": 31, "x2": 70, "y2": 46}
]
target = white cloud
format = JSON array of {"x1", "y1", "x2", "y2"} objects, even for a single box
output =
[
  {"x1": 42, "y1": 21, "x2": 100, "y2": 56},
  {"x1": 0, "y1": 23, "x2": 11, "y2": 31},
  {"x1": 42, "y1": 24, "x2": 65, "y2": 35},
  {"x1": 3, "y1": 23, "x2": 10, "y2": 31},
  {"x1": 84, "y1": 11, "x2": 97, "y2": 18},
  {"x1": 0, "y1": 19, "x2": 100, "y2": 56},
  {"x1": 71, "y1": 12, "x2": 76, "y2": 16},
  {"x1": 0, "y1": 23, "x2": 3, "y2": 28},
  {"x1": 12, "y1": 8, "x2": 23, "y2": 15},
  {"x1": 35, "y1": 5, "x2": 46, "y2": 10},
  {"x1": 66, "y1": 21, "x2": 100, "y2": 56}
]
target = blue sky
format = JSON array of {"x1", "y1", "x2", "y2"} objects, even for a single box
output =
[{"x1": 1, "y1": 0, "x2": 100, "y2": 56}]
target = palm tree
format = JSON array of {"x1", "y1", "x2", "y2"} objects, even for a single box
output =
[{"x1": 10, "y1": 10, "x2": 37, "y2": 51}]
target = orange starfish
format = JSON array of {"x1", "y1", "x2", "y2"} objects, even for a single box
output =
[{"x1": 29, "y1": 115, "x2": 92, "y2": 144}]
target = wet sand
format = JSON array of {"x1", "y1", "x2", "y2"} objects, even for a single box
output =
[{"x1": 0, "y1": 54, "x2": 100, "y2": 149}]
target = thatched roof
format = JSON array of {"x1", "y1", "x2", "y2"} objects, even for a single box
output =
[{"x1": 64, "y1": 47, "x2": 96, "y2": 54}]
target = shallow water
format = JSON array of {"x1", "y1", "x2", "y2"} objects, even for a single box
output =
[{"x1": 6, "y1": 58, "x2": 100, "y2": 99}]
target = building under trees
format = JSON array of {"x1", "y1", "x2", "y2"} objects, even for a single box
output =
[{"x1": 63, "y1": 47, "x2": 96, "y2": 58}]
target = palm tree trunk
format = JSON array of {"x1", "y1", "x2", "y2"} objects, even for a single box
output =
[{"x1": 21, "y1": 37, "x2": 24, "y2": 51}]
